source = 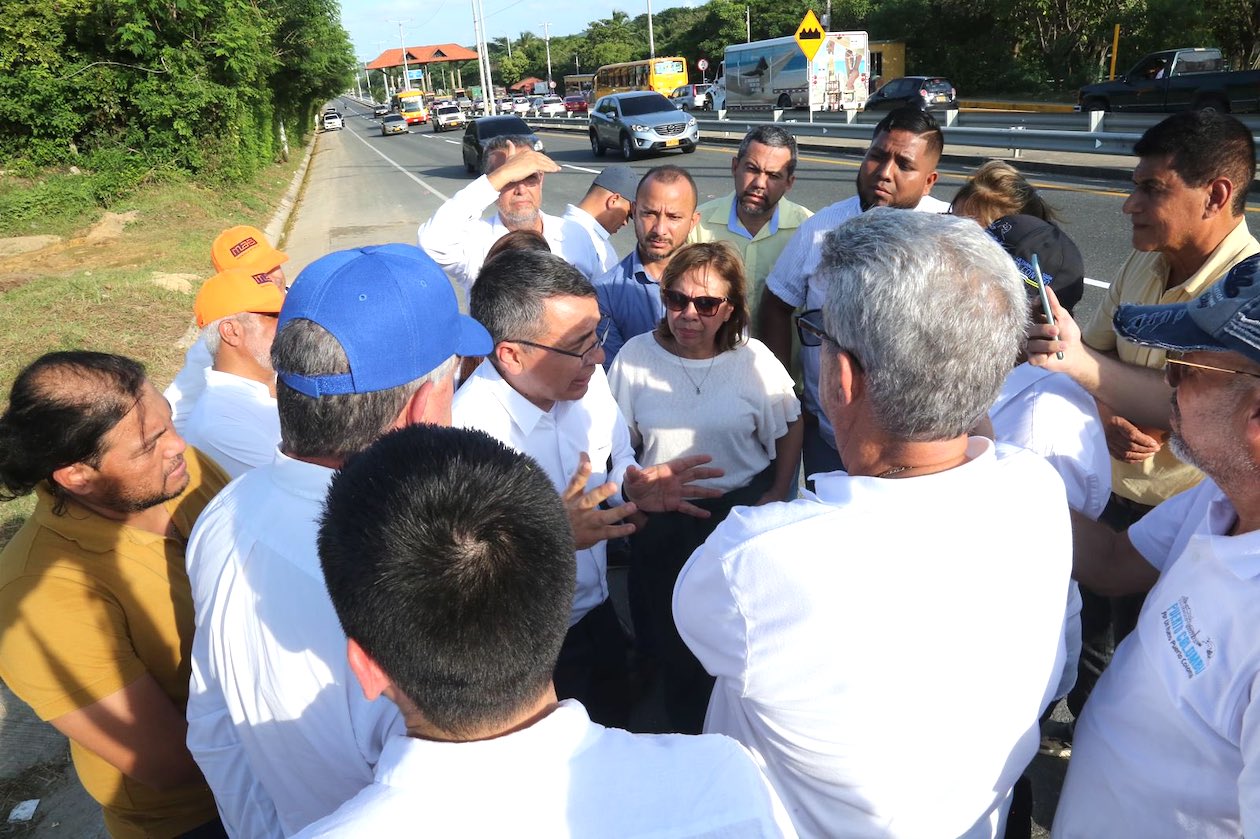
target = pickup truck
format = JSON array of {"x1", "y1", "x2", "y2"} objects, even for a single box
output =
[{"x1": 1077, "y1": 47, "x2": 1260, "y2": 113}]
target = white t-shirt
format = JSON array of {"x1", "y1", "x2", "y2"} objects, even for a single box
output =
[
  {"x1": 608, "y1": 334, "x2": 800, "y2": 493},
  {"x1": 989, "y1": 362, "x2": 1112, "y2": 700},
  {"x1": 164, "y1": 337, "x2": 212, "y2": 435},
  {"x1": 182, "y1": 370, "x2": 280, "y2": 479},
  {"x1": 295, "y1": 699, "x2": 798, "y2": 837},
  {"x1": 1054, "y1": 479, "x2": 1260, "y2": 838},
  {"x1": 674, "y1": 439, "x2": 1072, "y2": 839}
]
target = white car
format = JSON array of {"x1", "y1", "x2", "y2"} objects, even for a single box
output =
[
  {"x1": 511, "y1": 97, "x2": 531, "y2": 116},
  {"x1": 322, "y1": 113, "x2": 343, "y2": 131},
  {"x1": 536, "y1": 95, "x2": 566, "y2": 117}
]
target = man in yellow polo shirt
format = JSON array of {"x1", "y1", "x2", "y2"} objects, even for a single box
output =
[
  {"x1": 0, "y1": 351, "x2": 228, "y2": 838},
  {"x1": 1069, "y1": 109, "x2": 1259, "y2": 719},
  {"x1": 687, "y1": 125, "x2": 813, "y2": 326}
]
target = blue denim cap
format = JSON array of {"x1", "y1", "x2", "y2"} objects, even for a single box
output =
[
  {"x1": 1113, "y1": 252, "x2": 1260, "y2": 364},
  {"x1": 277, "y1": 244, "x2": 492, "y2": 397}
]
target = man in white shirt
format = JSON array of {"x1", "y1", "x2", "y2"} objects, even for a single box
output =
[
  {"x1": 184, "y1": 244, "x2": 493, "y2": 837},
  {"x1": 166, "y1": 225, "x2": 289, "y2": 433},
  {"x1": 453, "y1": 248, "x2": 723, "y2": 726},
  {"x1": 1027, "y1": 254, "x2": 1260, "y2": 837},
  {"x1": 181, "y1": 267, "x2": 285, "y2": 479},
  {"x1": 417, "y1": 136, "x2": 601, "y2": 290},
  {"x1": 674, "y1": 211, "x2": 1073, "y2": 839},
  {"x1": 296, "y1": 423, "x2": 796, "y2": 838},
  {"x1": 562, "y1": 164, "x2": 637, "y2": 273},
  {"x1": 759, "y1": 107, "x2": 950, "y2": 478}
]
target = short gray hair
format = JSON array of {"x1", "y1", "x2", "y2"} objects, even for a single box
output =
[
  {"x1": 483, "y1": 135, "x2": 535, "y2": 173},
  {"x1": 737, "y1": 125, "x2": 799, "y2": 175},
  {"x1": 272, "y1": 319, "x2": 456, "y2": 460},
  {"x1": 471, "y1": 250, "x2": 596, "y2": 345},
  {"x1": 200, "y1": 312, "x2": 264, "y2": 360},
  {"x1": 817, "y1": 209, "x2": 1028, "y2": 441}
]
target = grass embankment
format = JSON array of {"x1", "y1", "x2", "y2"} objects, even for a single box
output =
[{"x1": 0, "y1": 149, "x2": 307, "y2": 543}]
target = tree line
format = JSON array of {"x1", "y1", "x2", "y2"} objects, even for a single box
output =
[
  {"x1": 0, "y1": 0, "x2": 355, "y2": 182},
  {"x1": 447, "y1": 0, "x2": 1258, "y2": 98}
]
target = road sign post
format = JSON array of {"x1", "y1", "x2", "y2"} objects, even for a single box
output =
[
  {"x1": 698, "y1": 57, "x2": 709, "y2": 83},
  {"x1": 794, "y1": 10, "x2": 824, "y2": 123}
]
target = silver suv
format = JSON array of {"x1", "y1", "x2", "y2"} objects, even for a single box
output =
[{"x1": 589, "y1": 91, "x2": 700, "y2": 161}]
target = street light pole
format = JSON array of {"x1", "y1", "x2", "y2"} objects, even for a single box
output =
[
  {"x1": 395, "y1": 21, "x2": 411, "y2": 91},
  {"x1": 646, "y1": 0, "x2": 656, "y2": 59},
  {"x1": 541, "y1": 23, "x2": 553, "y2": 90}
]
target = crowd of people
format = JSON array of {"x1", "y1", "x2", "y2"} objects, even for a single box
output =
[{"x1": 0, "y1": 103, "x2": 1257, "y2": 839}]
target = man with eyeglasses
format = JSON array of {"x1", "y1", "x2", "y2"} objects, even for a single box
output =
[
  {"x1": 453, "y1": 249, "x2": 724, "y2": 726},
  {"x1": 1027, "y1": 253, "x2": 1260, "y2": 838},
  {"x1": 674, "y1": 210, "x2": 1072, "y2": 838}
]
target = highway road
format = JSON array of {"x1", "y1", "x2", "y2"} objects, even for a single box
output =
[{"x1": 287, "y1": 96, "x2": 1183, "y2": 334}]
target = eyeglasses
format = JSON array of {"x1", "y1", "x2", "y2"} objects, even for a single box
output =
[
  {"x1": 1164, "y1": 350, "x2": 1260, "y2": 387},
  {"x1": 512, "y1": 323, "x2": 610, "y2": 362},
  {"x1": 662, "y1": 289, "x2": 728, "y2": 317}
]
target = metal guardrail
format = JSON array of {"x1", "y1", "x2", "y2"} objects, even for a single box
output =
[{"x1": 526, "y1": 109, "x2": 1260, "y2": 157}]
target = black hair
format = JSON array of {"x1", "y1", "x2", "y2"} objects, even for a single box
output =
[
  {"x1": 873, "y1": 106, "x2": 944, "y2": 160},
  {"x1": 1134, "y1": 110, "x2": 1256, "y2": 216},
  {"x1": 318, "y1": 425, "x2": 576, "y2": 737},
  {"x1": 471, "y1": 250, "x2": 595, "y2": 344},
  {"x1": 0, "y1": 352, "x2": 147, "y2": 512}
]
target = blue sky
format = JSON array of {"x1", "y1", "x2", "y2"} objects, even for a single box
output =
[{"x1": 341, "y1": 0, "x2": 697, "y2": 64}]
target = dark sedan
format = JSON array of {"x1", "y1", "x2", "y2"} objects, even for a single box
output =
[
  {"x1": 866, "y1": 76, "x2": 958, "y2": 111},
  {"x1": 461, "y1": 116, "x2": 545, "y2": 174}
]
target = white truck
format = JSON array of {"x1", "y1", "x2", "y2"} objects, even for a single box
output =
[{"x1": 721, "y1": 31, "x2": 870, "y2": 111}]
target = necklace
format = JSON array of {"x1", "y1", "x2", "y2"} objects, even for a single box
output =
[
  {"x1": 877, "y1": 465, "x2": 910, "y2": 478},
  {"x1": 675, "y1": 351, "x2": 717, "y2": 394}
]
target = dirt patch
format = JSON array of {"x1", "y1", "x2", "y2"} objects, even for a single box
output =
[
  {"x1": 0, "y1": 237, "x2": 60, "y2": 259},
  {"x1": 82, "y1": 211, "x2": 139, "y2": 245},
  {"x1": 150, "y1": 273, "x2": 198, "y2": 294}
]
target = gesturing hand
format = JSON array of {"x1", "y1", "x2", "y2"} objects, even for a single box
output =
[
  {"x1": 561, "y1": 452, "x2": 638, "y2": 549},
  {"x1": 623, "y1": 454, "x2": 725, "y2": 518}
]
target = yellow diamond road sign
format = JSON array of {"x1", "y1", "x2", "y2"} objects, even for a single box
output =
[{"x1": 794, "y1": 10, "x2": 825, "y2": 61}]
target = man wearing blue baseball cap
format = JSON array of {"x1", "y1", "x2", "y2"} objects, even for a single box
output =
[
  {"x1": 183, "y1": 244, "x2": 492, "y2": 838},
  {"x1": 1028, "y1": 254, "x2": 1260, "y2": 836}
]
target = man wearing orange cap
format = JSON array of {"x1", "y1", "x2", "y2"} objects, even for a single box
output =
[
  {"x1": 166, "y1": 225, "x2": 289, "y2": 434},
  {"x1": 182, "y1": 268, "x2": 285, "y2": 479}
]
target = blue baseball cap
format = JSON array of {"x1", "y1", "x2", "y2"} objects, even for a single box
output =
[
  {"x1": 277, "y1": 244, "x2": 492, "y2": 397},
  {"x1": 1113, "y1": 252, "x2": 1260, "y2": 364}
]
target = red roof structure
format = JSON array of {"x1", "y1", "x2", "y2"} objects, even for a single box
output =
[
  {"x1": 366, "y1": 44, "x2": 479, "y2": 70},
  {"x1": 508, "y1": 77, "x2": 546, "y2": 93}
]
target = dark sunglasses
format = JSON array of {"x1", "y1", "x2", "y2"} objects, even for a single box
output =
[{"x1": 662, "y1": 289, "x2": 728, "y2": 317}]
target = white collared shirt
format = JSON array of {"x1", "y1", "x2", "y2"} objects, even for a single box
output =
[
  {"x1": 182, "y1": 369, "x2": 280, "y2": 479},
  {"x1": 452, "y1": 362, "x2": 634, "y2": 626},
  {"x1": 417, "y1": 175, "x2": 602, "y2": 290},
  {"x1": 295, "y1": 699, "x2": 797, "y2": 837},
  {"x1": 1054, "y1": 479, "x2": 1260, "y2": 838},
  {"x1": 165, "y1": 337, "x2": 212, "y2": 435},
  {"x1": 562, "y1": 203, "x2": 619, "y2": 273},
  {"x1": 185, "y1": 450, "x2": 403, "y2": 838},
  {"x1": 674, "y1": 439, "x2": 1072, "y2": 838},
  {"x1": 763, "y1": 193, "x2": 949, "y2": 445}
]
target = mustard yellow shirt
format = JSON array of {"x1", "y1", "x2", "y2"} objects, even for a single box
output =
[
  {"x1": 0, "y1": 448, "x2": 228, "y2": 838},
  {"x1": 1081, "y1": 219, "x2": 1260, "y2": 506}
]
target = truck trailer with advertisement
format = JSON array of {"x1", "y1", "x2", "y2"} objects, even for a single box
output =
[{"x1": 722, "y1": 32, "x2": 870, "y2": 111}]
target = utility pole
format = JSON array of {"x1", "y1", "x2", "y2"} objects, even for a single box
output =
[
  {"x1": 647, "y1": 0, "x2": 656, "y2": 58},
  {"x1": 575, "y1": 54, "x2": 580, "y2": 73},
  {"x1": 394, "y1": 21, "x2": 411, "y2": 91},
  {"x1": 745, "y1": 6, "x2": 751, "y2": 42},
  {"x1": 471, "y1": 0, "x2": 495, "y2": 111},
  {"x1": 541, "y1": 23, "x2": 553, "y2": 90},
  {"x1": 505, "y1": 35, "x2": 512, "y2": 59}
]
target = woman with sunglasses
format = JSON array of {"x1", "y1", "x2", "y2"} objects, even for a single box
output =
[{"x1": 608, "y1": 241, "x2": 801, "y2": 734}]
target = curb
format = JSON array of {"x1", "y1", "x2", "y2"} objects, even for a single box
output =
[
  {"x1": 267, "y1": 136, "x2": 318, "y2": 251},
  {"x1": 959, "y1": 99, "x2": 1076, "y2": 114}
]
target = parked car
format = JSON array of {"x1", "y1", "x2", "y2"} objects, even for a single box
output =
[
  {"x1": 322, "y1": 112, "x2": 343, "y2": 131},
  {"x1": 511, "y1": 96, "x2": 531, "y2": 116},
  {"x1": 589, "y1": 91, "x2": 700, "y2": 161},
  {"x1": 381, "y1": 114, "x2": 408, "y2": 136},
  {"x1": 373, "y1": 103, "x2": 389, "y2": 117},
  {"x1": 1076, "y1": 47, "x2": 1260, "y2": 112},
  {"x1": 669, "y1": 83, "x2": 712, "y2": 111},
  {"x1": 535, "y1": 95, "x2": 566, "y2": 117},
  {"x1": 564, "y1": 95, "x2": 589, "y2": 114},
  {"x1": 433, "y1": 104, "x2": 466, "y2": 132},
  {"x1": 462, "y1": 115, "x2": 546, "y2": 173},
  {"x1": 865, "y1": 76, "x2": 957, "y2": 111}
]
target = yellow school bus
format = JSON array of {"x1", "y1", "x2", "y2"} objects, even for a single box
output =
[{"x1": 592, "y1": 57, "x2": 688, "y2": 99}]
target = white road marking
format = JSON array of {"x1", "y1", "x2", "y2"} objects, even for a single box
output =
[
  {"x1": 443, "y1": 139, "x2": 459, "y2": 145},
  {"x1": 1084, "y1": 277, "x2": 1109, "y2": 289},
  {"x1": 344, "y1": 128, "x2": 452, "y2": 203}
]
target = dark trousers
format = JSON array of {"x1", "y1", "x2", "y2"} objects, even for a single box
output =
[
  {"x1": 553, "y1": 599, "x2": 632, "y2": 728},
  {"x1": 801, "y1": 411, "x2": 844, "y2": 487},
  {"x1": 629, "y1": 468, "x2": 773, "y2": 734},
  {"x1": 1067, "y1": 492, "x2": 1153, "y2": 718}
]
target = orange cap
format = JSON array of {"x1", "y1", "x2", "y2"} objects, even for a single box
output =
[
  {"x1": 194, "y1": 268, "x2": 286, "y2": 328},
  {"x1": 211, "y1": 225, "x2": 289, "y2": 276}
]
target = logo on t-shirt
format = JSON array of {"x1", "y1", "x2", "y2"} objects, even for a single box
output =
[{"x1": 1161, "y1": 596, "x2": 1215, "y2": 678}]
